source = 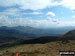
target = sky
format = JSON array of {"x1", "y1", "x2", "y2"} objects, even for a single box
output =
[{"x1": 0, "y1": 0, "x2": 75, "y2": 28}]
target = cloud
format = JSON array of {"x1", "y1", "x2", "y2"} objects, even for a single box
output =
[
  {"x1": 61, "y1": 0, "x2": 75, "y2": 11},
  {"x1": 0, "y1": 0, "x2": 17, "y2": 7},
  {"x1": 0, "y1": 0, "x2": 75, "y2": 11},
  {"x1": 23, "y1": 12, "x2": 43, "y2": 15},
  {"x1": 0, "y1": 15, "x2": 11, "y2": 26},
  {"x1": 0, "y1": 15, "x2": 58, "y2": 28},
  {"x1": 0, "y1": 8, "x2": 20, "y2": 16},
  {"x1": 0, "y1": 0, "x2": 61, "y2": 10},
  {"x1": 0, "y1": 15, "x2": 75, "y2": 28},
  {"x1": 47, "y1": 12, "x2": 55, "y2": 17},
  {"x1": 72, "y1": 16, "x2": 75, "y2": 19},
  {"x1": 72, "y1": 9, "x2": 75, "y2": 13},
  {"x1": 0, "y1": 0, "x2": 75, "y2": 28}
]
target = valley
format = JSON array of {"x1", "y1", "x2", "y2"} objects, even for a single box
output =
[{"x1": 0, "y1": 26, "x2": 75, "y2": 56}]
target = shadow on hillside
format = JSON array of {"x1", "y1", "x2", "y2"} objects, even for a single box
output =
[
  {"x1": 0, "y1": 36, "x2": 74, "y2": 48},
  {"x1": 21, "y1": 36, "x2": 59, "y2": 44},
  {"x1": 0, "y1": 36, "x2": 60, "y2": 48}
]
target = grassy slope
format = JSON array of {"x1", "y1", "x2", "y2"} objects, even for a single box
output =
[{"x1": 0, "y1": 40, "x2": 75, "y2": 56}]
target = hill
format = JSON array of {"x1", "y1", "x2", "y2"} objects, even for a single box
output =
[
  {"x1": 0, "y1": 30, "x2": 75, "y2": 46},
  {"x1": 60, "y1": 30, "x2": 75, "y2": 41},
  {"x1": 0, "y1": 28, "x2": 75, "y2": 56},
  {"x1": 0, "y1": 30, "x2": 75, "y2": 47},
  {"x1": 0, "y1": 26, "x2": 75, "y2": 39},
  {"x1": 0, "y1": 41, "x2": 75, "y2": 56},
  {"x1": 0, "y1": 26, "x2": 35, "y2": 38}
]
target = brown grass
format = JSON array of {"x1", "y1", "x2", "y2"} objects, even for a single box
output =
[{"x1": 0, "y1": 40, "x2": 75, "y2": 56}]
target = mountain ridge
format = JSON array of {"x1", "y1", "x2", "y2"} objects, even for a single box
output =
[
  {"x1": 0, "y1": 26, "x2": 75, "y2": 44},
  {"x1": 0, "y1": 29, "x2": 75, "y2": 48}
]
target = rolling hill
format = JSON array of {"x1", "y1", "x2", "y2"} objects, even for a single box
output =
[
  {"x1": 0, "y1": 30, "x2": 75, "y2": 56},
  {"x1": 0, "y1": 26, "x2": 75, "y2": 44},
  {"x1": 60, "y1": 30, "x2": 75, "y2": 40},
  {"x1": 0, "y1": 26, "x2": 75, "y2": 38},
  {"x1": 0, "y1": 30, "x2": 75, "y2": 47}
]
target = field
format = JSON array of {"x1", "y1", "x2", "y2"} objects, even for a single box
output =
[{"x1": 0, "y1": 40, "x2": 75, "y2": 56}]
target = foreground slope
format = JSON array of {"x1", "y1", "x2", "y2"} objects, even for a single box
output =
[
  {"x1": 0, "y1": 40, "x2": 75, "y2": 56},
  {"x1": 0, "y1": 30, "x2": 75, "y2": 56}
]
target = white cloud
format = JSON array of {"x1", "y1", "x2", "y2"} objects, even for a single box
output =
[
  {"x1": 59, "y1": 21, "x2": 75, "y2": 27},
  {"x1": 0, "y1": 15, "x2": 58, "y2": 27},
  {"x1": 61, "y1": 0, "x2": 75, "y2": 11},
  {"x1": 0, "y1": 15, "x2": 75, "y2": 28},
  {"x1": 0, "y1": 8, "x2": 42, "y2": 17},
  {"x1": 23, "y1": 12, "x2": 43, "y2": 15},
  {"x1": 0, "y1": 8, "x2": 20, "y2": 16},
  {"x1": 0, "y1": 0, "x2": 17, "y2": 7},
  {"x1": 0, "y1": 0, "x2": 75, "y2": 11},
  {"x1": 47, "y1": 12, "x2": 55, "y2": 17},
  {"x1": 0, "y1": 0, "x2": 61, "y2": 10},
  {"x1": 0, "y1": 15, "x2": 11, "y2": 26},
  {"x1": 72, "y1": 16, "x2": 75, "y2": 19}
]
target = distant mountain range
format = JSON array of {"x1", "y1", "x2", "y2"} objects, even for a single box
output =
[
  {"x1": 0, "y1": 26, "x2": 75, "y2": 44},
  {"x1": 21, "y1": 30, "x2": 75, "y2": 44},
  {"x1": 0, "y1": 30, "x2": 75, "y2": 48},
  {"x1": 0, "y1": 26, "x2": 75, "y2": 38}
]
